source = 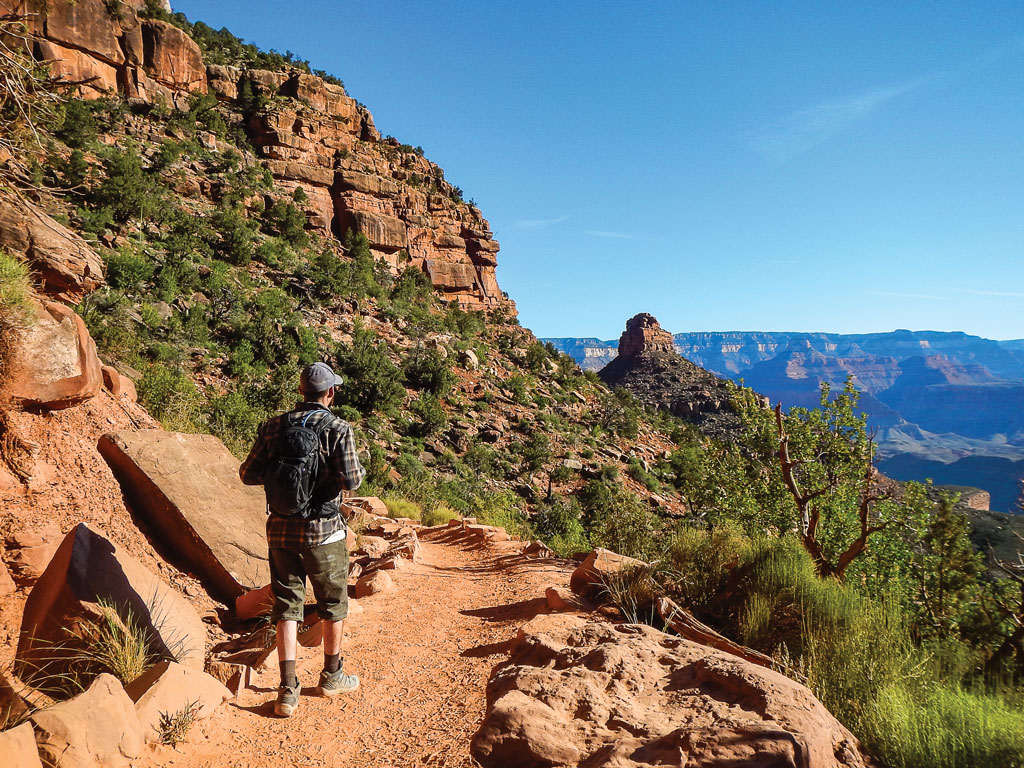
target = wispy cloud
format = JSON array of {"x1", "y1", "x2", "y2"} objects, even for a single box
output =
[
  {"x1": 509, "y1": 214, "x2": 570, "y2": 229},
  {"x1": 584, "y1": 229, "x2": 634, "y2": 240},
  {"x1": 871, "y1": 290, "x2": 946, "y2": 301},
  {"x1": 968, "y1": 289, "x2": 1024, "y2": 298},
  {"x1": 743, "y1": 79, "x2": 924, "y2": 163}
]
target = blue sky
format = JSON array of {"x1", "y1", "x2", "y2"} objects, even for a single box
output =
[{"x1": 173, "y1": 1, "x2": 1024, "y2": 340}]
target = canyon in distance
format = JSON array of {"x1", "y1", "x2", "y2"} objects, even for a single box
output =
[{"x1": 546, "y1": 327, "x2": 1024, "y2": 514}]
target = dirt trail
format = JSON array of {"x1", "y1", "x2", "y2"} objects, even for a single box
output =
[{"x1": 138, "y1": 527, "x2": 573, "y2": 768}]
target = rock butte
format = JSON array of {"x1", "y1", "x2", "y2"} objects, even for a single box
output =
[{"x1": 0, "y1": 0, "x2": 512, "y2": 312}]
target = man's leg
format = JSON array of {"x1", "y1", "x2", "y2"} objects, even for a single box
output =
[
  {"x1": 304, "y1": 537, "x2": 358, "y2": 694},
  {"x1": 277, "y1": 619, "x2": 298, "y2": 686},
  {"x1": 268, "y1": 547, "x2": 307, "y2": 716},
  {"x1": 322, "y1": 618, "x2": 344, "y2": 672}
]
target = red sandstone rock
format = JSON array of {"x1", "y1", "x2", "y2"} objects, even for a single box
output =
[
  {"x1": 0, "y1": 668, "x2": 30, "y2": 728},
  {"x1": 569, "y1": 548, "x2": 647, "y2": 600},
  {"x1": 100, "y1": 364, "x2": 137, "y2": 401},
  {"x1": 38, "y1": 0, "x2": 128, "y2": 65},
  {"x1": 124, "y1": 661, "x2": 232, "y2": 743},
  {"x1": 141, "y1": 19, "x2": 206, "y2": 92},
  {"x1": 17, "y1": 524, "x2": 206, "y2": 680},
  {"x1": 618, "y1": 312, "x2": 676, "y2": 357},
  {"x1": 0, "y1": 722, "x2": 42, "y2": 768},
  {"x1": 235, "y1": 584, "x2": 274, "y2": 620},
  {"x1": 354, "y1": 571, "x2": 393, "y2": 598},
  {"x1": 0, "y1": 557, "x2": 16, "y2": 596},
  {"x1": 472, "y1": 620, "x2": 868, "y2": 768},
  {"x1": 0, "y1": 198, "x2": 104, "y2": 302},
  {"x1": 10, "y1": 300, "x2": 103, "y2": 410},
  {"x1": 359, "y1": 536, "x2": 389, "y2": 559},
  {"x1": 37, "y1": 39, "x2": 120, "y2": 96},
  {"x1": 98, "y1": 430, "x2": 271, "y2": 601},
  {"x1": 32, "y1": 674, "x2": 144, "y2": 768},
  {"x1": 348, "y1": 496, "x2": 389, "y2": 518},
  {"x1": 6, "y1": 524, "x2": 62, "y2": 584}
]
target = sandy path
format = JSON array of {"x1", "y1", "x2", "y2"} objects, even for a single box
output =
[{"x1": 139, "y1": 528, "x2": 572, "y2": 768}]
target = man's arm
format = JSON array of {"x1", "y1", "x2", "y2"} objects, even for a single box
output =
[
  {"x1": 239, "y1": 422, "x2": 271, "y2": 486},
  {"x1": 328, "y1": 421, "x2": 366, "y2": 492}
]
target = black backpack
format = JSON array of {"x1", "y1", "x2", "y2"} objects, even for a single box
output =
[{"x1": 264, "y1": 410, "x2": 334, "y2": 518}]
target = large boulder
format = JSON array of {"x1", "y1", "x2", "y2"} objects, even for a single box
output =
[
  {"x1": 5, "y1": 524, "x2": 62, "y2": 584},
  {"x1": 124, "y1": 661, "x2": 231, "y2": 743},
  {"x1": 569, "y1": 548, "x2": 647, "y2": 601},
  {"x1": 0, "y1": 722, "x2": 42, "y2": 768},
  {"x1": 0, "y1": 198, "x2": 104, "y2": 302},
  {"x1": 10, "y1": 301, "x2": 103, "y2": 410},
  {"x1": 17, "y1": 524, "x2": 206, "y2": 681},
  {"x1": 472, "y1": 620, "x2": 868, "y2": 768},
  {"x1": 31, "y1": 674, "x2": 144, "y2": 768},
  {"x1": 98, "y1": 430, "x2": 271, "y2": 602}
]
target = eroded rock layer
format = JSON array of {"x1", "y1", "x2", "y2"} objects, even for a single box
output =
[
  {"x1": 472, "y1": 618, "x2": 869, "y2": 768},
  {"x1": 5, "y1": 0, "x2": 509, "y2": 311}
]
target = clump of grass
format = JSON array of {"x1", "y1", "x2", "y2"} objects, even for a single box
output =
[
  {"x1": 158, "y1": 700, "x2": 200, "y2": 746},
  {"x1": 0, "y1": 248, "x2": 34, "y2": 395},
  {"x1": 861, "y1": 683, "x2": 1024, "y2": 768},
  {"x1": 421, "y1": 500, "x2": 459, "y2": 527},
  {"x1": 382, "y1": 495, "x2": 422, "y2": 521},
  {"x1": 599, "y1": 564, "x2": 661, "y2": 624},
  {"x1": 72, "y1": 599, "x2": 157, "y2": 686}
]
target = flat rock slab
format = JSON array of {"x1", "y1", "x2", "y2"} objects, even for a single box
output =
[{"x1": 99, "y1": 430, "x2": 270, "y2": 601}]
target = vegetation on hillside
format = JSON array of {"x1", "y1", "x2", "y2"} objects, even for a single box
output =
[{"x1": 2, "y1": 7, "x2": 1022, "y2": 766}]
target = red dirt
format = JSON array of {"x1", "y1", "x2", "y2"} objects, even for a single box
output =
[{"x1": 136, "y1": 529, "x2": 574, "y2": 767}]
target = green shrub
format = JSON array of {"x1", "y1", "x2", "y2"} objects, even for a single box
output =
[
  {"x1": 409, "y1": 392, "x2": 448, "y2": 438},
  {"x1": 403, "y1": 348, "x2": 454, "y2": 396},
  {"x1": 137, "y1": 366, "x2": 201, "y2": 432},
  {"x1": 590, "y1": 489, "x2": 660, "y2": 561},
  {"x1": 860, "y1": 683, "x2": 1024, "y2": 768},
  {"x1": 56, "y1": 99, "x2": 98, "y2": 148},
  {"x1": 333, "y1": 328, "x2": 405, "y2": 415},
  {"x1": 104, "y1": 248, "x2": 155, "y2": 292},
  {"x1": 531, "y1": 496, "x2": 590, "y2": 557},
  {"x1": 0, "y1": 250, "x2": 34, "y2": 383}
]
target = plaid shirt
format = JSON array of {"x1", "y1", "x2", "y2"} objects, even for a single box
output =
[{"x1": 240, "y1": 402, "x2": 365, "y2": 550}]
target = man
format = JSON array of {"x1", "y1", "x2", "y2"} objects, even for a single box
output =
[{"x1": 240, "y1": 361, "x2": 366, "y2": 717}]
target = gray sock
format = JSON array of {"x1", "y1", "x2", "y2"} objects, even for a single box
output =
[
  {"x1": 279, "y1": 660, "x2": 297, "y2": 688},
  {"x1": 324, "y1": 653, "x2": 341, "y2": 673}
]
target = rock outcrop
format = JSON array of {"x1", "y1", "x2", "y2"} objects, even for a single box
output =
[
  {"x1": 17, "y1": 524, "x2": 206, "y2": 680},
  {"x1": 0, "y1": 197, "x2": 105, "y2": 303},
  {"x1": 0, "y1": 721, "x2": 43, "y2": 768},
  {"x1": 472, "y1": 618, "x2": 868, "y2": 768},
  {"x1": 98, "y1": 430, "x2": 271, "y2": 602},
  {"x1": 599, "y1": 314, "x2": 746, "y2": 440},
  {"x1": 10, "y1": 300, "x2": 104, "y2": 410},
  {"x1": 124, "y1": 661, "x2": 232, "y2": 743},
  {"x1": 5, "y1": 0, "x2": 510, "y2": 311},
  {"x1": 31, "y1": 673, "x2": 144, "y2": 768}
]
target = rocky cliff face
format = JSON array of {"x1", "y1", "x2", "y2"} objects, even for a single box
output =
[
  {"x1": 3, "y1": 0, "x2": 508, "y2": 312},
  {"x1": 598, "y1": 314, "x2": 745, "y2": 440}
]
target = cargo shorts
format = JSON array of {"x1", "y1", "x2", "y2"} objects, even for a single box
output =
[{"x1": 268, "y1": 537, "x2": 349, "y2": 623}]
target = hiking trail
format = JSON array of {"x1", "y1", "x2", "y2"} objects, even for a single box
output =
[{"x1": 138, "y1": 527, "x2": 572, "y2": 768}]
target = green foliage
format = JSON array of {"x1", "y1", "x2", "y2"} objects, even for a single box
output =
[
  {"x1": 409, "y1": 392, "x2": 448, "y2": 438},
  {"x1": 158, "y1": 701, "x2": 200, "y2": 747},
  {"x1": 382, "y1": 495, "x2": 423, "y2": 521},
  {"x1": 262, "y1": 198, "x2": 307, "y2": 247},
  {"x1": 421, "y1": 501, "x2": 460, "y2": 527},
  {"x1": 403, "y1": 348, "x2": 454, "y2": 396},
  {"x1": 0, "y1": 249, "x2": 34, "y2": 382},
  {"x1": 137, "y1": 366, "x2": 202, "y2": 432},
  {"x1": 55, "y1": 100, "x2": 98, "y2": 148},
  {"x1": 104, "y1": 247, "x2": 155, "y2": 292},
  {"x1": 211, "y1": 204, "x2": 257, "y2": 265},
  {"x1": 597, "y1": 387, "x2": 640, "y2": 439},
  {"x1": 333, "y1": 327, "x2": 405, "y2": 415},
  {"x1": 531, "y1": 496, "x2": 590, "y2": 556}
]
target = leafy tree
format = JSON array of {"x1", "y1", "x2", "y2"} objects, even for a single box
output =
[{"x1": 403, "y1": 348, "x2": 454, "y2": 397}]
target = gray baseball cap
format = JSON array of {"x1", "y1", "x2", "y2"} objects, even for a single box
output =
[{"x1": 300, "y1": 362, "x2": 344, "y2": 394}]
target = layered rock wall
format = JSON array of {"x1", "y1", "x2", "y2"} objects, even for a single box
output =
[{"x1": 5, "y1": 0, "x2": 508, "y2": 311}]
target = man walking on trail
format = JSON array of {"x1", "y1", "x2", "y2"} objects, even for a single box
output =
[{"x1": 240, "y1": 361, "x2": 366, "y2": 717}]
